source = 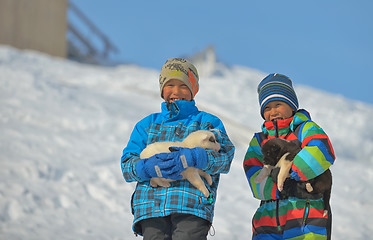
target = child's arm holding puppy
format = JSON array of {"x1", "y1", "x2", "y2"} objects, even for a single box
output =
[{"x1": 289, "y1": 120, "x2": 335, "y2": 182}]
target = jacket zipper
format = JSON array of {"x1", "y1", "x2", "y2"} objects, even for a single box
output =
[
  {"x1": 273, "y1": 119, "x2": 282, "y2": 231},
  {"x1": 276, "y1": 199, "x2": 282, "y2": 231},
  {"x1": 167, "y1": 102, "x2": 179, "y2": 119},
  {"x1": 274, "y1": 118, "x2": 310, "y2": 229},
  {"x1": 273, "y1": 119, "x2": 279, "y2": 138},
  {"x1": 302, "y1": 200, "x2": 310, "y2": 228}
]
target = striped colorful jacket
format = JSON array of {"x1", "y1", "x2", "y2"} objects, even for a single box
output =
[
  {"x1": 121, "y1": 100, "x2": 235, "y2": 235},
  {"x1": 243, "y1": 109, "x2": 335, "y2": 240}
]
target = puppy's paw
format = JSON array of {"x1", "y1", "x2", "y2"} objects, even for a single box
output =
[
  {"x1": 150, "y1": 177, "x2": 172, "y2": 188},
  {"x1": 181, "y1": 167, "x2": 210, "y2": 197},
  {"x1": 197, "y1": 169, "x2": 212, "y2": 185},
  {"x1": 254, "y1": 172, "x2": 266, "y2": 183},
  {"x1": 306, "y1": 182, "x2": 313, "y2": 192},
  {"x1": 277, "y1": 183, "x2": 284, "y2": 192},
  {"x1": 254, "y1": 165, "x2": 272, "y2": 183}
]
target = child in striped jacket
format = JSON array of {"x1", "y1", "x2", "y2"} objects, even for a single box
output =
[{"x1": 243, "y1": 73, "x2": 335, "y2": 240}]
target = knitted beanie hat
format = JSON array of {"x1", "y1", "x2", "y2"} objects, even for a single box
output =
[
  {"x1": 159, "y1": 58, "x2": 199, "y2": 99},
  {"x1": 257, "y1": 73, "x2": 299, "y2": 119}
]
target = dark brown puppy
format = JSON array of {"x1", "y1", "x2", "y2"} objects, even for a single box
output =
[
  {"x1": 255, "y1": 138, "x2": 301, "y2": 191},
  {"x1": 260, "y1": 138, "x2": 332, "y2": 216}
]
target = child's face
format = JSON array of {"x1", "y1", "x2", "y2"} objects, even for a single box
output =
[
  {"x1": 263, "y1": 101, "x2": 294, "y2": 122},
  {"x1": 162, "y1": 79, "x2": 192, "y2": 103}
]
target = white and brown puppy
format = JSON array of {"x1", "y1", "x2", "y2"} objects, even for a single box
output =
[
  {"x1": 256, "y1": 138, "x2": 332, "y2": 216},
  {"x1": 140, "y1": 130, "x2": 220, "y2": 197}
]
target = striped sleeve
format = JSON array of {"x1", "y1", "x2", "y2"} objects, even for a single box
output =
[
  {"x1": 291, "y1": 121, "x2": 335, "y2": 181},
  {"x1": 243, "y1": 134, "x2": 279, "y2": 200}
]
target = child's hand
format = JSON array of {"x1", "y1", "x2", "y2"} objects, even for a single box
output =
[
  {"x1": 136, "y1": 147, "x2": 208, "y2": 181},
  {"x1": 169, "y1": 147, "x2": 208, "y2": 170},
  {"x1": 136, "y1": 152, "x2": 183, "y2": 181}
]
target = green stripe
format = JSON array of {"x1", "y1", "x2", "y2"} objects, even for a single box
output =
[
  {"x1": 301, "y1": 122, "x2": 324, "y2": 139},
  {"x1": 263, "y1": 178, "x2": 275, "y2": 199},
  {"x1": 308, "y1": 147, "x2": 331, "y2": 170},
  {"x1": 250, "y1": 172, "x2": 260, "y2": 199},
  {"x1": 256, "y1": 198, "x2": 324, "y2": 219},
  {"x1": 288, "y1": 233, "x2": 327, "y2": 240},
  {"x1": 294, "y1": 111, "x2": 309, "y2": 123},
  {"x1": 294, "y1": 146, "x2": 332, "y2": 179}
]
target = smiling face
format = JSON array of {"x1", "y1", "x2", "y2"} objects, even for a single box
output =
[
  {"x1": 263, "y1": 100, "x2": 294, "y2": 122},
  {"x1": 162, "y1": 79, "x2": 193, "y2": 103}
]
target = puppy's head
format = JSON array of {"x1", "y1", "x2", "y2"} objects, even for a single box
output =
[
  {"x1": 261, "y1": 139, "x2": 283, "y2": 166},
  {"x1": 183, "y1": 130, "x2": 221, "y2": 152}
]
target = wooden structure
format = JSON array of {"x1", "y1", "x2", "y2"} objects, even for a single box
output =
[
  {"x1": 0, "y1": 0, "x2": 68, "y2": 58},
  {"x1": 0, "y1": 0, "x2": 118, "y2": 64},
  {"x1": 67, "y1": 1, "x2": 119, "y2": 64}
]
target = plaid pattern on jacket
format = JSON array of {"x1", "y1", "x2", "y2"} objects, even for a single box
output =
[
  {"x1": 243, "y1": 109, "x2": 335, "y2": 239},
  {"x1": 121, "y1": 100, "x2": 235, "y2": 235}
]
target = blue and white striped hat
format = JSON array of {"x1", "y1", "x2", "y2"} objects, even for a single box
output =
[{"x1": 257, "y1": 73, "x2": 299, "y2": 119}]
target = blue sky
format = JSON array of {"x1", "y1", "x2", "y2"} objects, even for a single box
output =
[{"x1": 70, "y1": 0, "x2": 373, "y2": 104}]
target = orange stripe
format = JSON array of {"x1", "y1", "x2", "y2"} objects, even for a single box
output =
[
  {"x1": 271, "y1": 184, "x2": 278, "y2": 199},
  {"x1": 308, "y1": 208, "x2": 328, "y2": 219},
  {"x1": 188, "y1": 69, "x2": 198, "y2": 95},
  {"x1": 244, "y1": 157, "x2": 263, "y2": 167},
  {"x1": 301, "y1": 133, "x2": 335, "y2": 159},
  {"x1": 287, "y1": 132, "x2": 298, "y2": 141},
  {"x1": 286, "y1": 208, "x2": 307, "y2": 220},
  {"x1": 292, "y1": 164, "x2": 307, "y2": 181},
  {"x1": 301, "y1": 134, "x2": 327, "y2": 147},
  {"x1": 286, "y1": 208, "x2": 327, "y2": 220},
  {"x1": 253, "y1": 216, "x2": 278, "y2": 227}
]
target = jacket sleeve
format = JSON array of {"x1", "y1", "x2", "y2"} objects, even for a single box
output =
[
  {"x1": 290, "y1": 121, "x2": 336, "y2": 181},
  {"x1": 243, "y1": 134, "x2": 279, "y2": 200},
  {"x1": 120, "y1": 119, "x2": 149, "y2": 183},
  {"x1": 201, "y1": 118, "x2": 235, "y2": 176}
]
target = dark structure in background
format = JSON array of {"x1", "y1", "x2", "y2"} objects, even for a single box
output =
[
  {"x1": 67, "y1": 1, "x2": 118, "y2": 64},
  {"x1": 0, "y1": 0, "x2": 68, "y2": 58},
  {"x1": 0, "y1": 0, "x2": 118, "y2": 64}
]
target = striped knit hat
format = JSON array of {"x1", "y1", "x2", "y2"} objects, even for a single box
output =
[
  {"x1": 257, "y1": 73, "x2": 299, "y2": 119},
  {"x1": 159, "y1": 58, "x2": 199, "y2": 99}
]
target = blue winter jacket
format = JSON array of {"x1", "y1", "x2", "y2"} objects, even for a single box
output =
[{"x1": 121, "y1": 100, "x2": 235, "y2": 235}]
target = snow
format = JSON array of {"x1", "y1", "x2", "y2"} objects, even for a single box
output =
[{"x1": 1, "y1": 45, "x2": 372, "y2": 239}]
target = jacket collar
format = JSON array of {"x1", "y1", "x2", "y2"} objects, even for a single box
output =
[
  {"x1": 161, "y1": 100, "x2": 199, "y2": 120},
  {"x1": 261, "y1": 109, "x2": 311, "y2": 136}
]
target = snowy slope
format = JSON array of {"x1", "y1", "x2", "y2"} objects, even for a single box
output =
[{"x1": 1, "y1": 46, "x2": 372, "y2": 239}]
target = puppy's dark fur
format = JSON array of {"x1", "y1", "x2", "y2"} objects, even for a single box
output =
[
  {"x1": 261, "y1": 138, "x2": 332, "y2": 216},
  {"x1": 261, "y1": 138, "x2": 301, "y2": 166}
]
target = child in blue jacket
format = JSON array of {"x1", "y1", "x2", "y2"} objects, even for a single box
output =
[{"x1": 121, "y1": 58, "x2": 235, "y2": 239}]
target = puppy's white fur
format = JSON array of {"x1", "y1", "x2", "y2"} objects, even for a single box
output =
[
  {"x1": 140, "y1": 130, "x2": 220, "y2": 197},
  {"x1": 254, "y1": 153, "x2": 292, "y2": 191},
  {"x1": 254, "y1": 138, "x2": 300, "y2": 192}
]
